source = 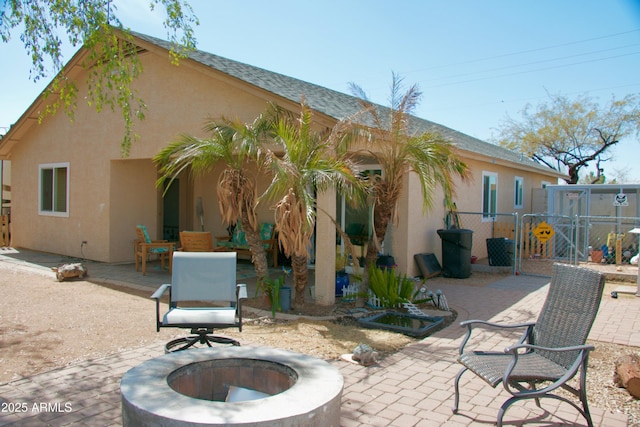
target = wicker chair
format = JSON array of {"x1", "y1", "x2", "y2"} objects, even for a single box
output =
[{"x1": 452, "y1": 263, "x2": 605, "y2": 427}]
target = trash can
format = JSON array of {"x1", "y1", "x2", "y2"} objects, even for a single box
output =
[
  {"x1": 437, "y1": 229, "x2": 473, "y2": 279},
  {"x1": 486, "y1": 238, "x2": 515, "y2": 266}
]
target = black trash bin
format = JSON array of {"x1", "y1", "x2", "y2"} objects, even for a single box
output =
[
  {"x1": 486, "y1": 238, "x2": 515, "y2": 266},
  {"x1": 437, "y1": 229, "x2": 473, "y2": 279}
]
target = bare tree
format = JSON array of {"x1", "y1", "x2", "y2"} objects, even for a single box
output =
[{"x1": 495, "y1": 93, "x2": 640, "y2": 184}]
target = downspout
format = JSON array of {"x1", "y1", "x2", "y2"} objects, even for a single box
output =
[{"x1": 0, "y1": 159, "x2": 3, "y2": 215}]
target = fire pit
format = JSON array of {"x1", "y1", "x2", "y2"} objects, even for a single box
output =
[{"x1": 120, "y1": 347, "x2": 343, "y2": 426}]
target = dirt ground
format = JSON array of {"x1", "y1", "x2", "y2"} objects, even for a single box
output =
[
  {"x1": 1, "y1": 265, "x2": 639, "y2": 424},
  {"x1": 0, "y1": 266, "x2": 423, "y2": 384}
]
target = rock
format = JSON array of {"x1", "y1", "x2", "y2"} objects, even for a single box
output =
[{"x1": 352, "y1": 343, "x2": 378, "y2": 366}]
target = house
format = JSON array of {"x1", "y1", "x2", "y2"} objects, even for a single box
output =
[{"x1": 0, "y1": 30, "x2": 564, "y2": 304}]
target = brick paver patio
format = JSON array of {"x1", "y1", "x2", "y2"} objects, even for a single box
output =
[{"x1": 0, "y1": 250, "x2": 636, "y2": 426}]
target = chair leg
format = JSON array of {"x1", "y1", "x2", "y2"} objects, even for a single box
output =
[
  {"x1": 497, "y1": 396, "x2": 519, "y2": 427},
  {"x1": 452, "y1": 367, "x2": 467, "y2": 414},
  {"x1": 141, "y1": 249, "x2": 147, "y2": 275},
  {"x1": 164, "y1": 329, "x2": 241, "y2": 353},
  {"x1": 578, "y1": 365, "x2": 594, "y2": 427},
  {"x1": 498, "y1": 393, "x2": 594, "y2": 427}
]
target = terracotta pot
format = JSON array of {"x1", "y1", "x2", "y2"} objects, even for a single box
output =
[{"x1": 591, "y1": 250, "x2": 603, "y2": 263}]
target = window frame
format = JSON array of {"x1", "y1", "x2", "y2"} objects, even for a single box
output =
[
  {"x1": 514, "y1": 176, "x2": 524, "y2": 209},
  {"x1": 482, "y1": 171, "x2": 498, "y2": 221},
  {"x1": 39, "y1": 162, "x2": 69, "y2": 217}
]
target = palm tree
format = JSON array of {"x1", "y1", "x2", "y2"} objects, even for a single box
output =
[
  {"x1": 153, "y1": 113, "x2": 272, "y2": 282},
  {"x1": 262, "y1": 101, "x2": 363, "y2": 306},
  {"x1": 349, "y1": 73, "x2": 470, "y2": 271}
]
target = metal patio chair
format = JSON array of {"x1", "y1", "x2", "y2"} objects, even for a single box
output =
[
  {"x1": 151, "y1": 251, "x2": 247, "y2": 352},
  {"x1": 452, "y1": 263, "x2": 605, "y2": 427}
]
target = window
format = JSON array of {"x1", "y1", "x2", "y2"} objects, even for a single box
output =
[
  {"x1": 482, "y1": 171, "x2": 497, "y2": 220},
  {"x1": 39, "y1": 163, "x2": 69, "y2": 216},
  {"x1": 514, "y1": 176, "x2": 524, "y2": 209}
]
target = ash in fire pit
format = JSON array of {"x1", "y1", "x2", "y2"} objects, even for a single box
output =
[{"x1": 121, "y1": 347, "x2": 343, "y2": 427}]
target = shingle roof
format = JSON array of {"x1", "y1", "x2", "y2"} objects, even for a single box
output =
[{"x1": 131, "y1": 31, "x2": 562, "y2": 177}]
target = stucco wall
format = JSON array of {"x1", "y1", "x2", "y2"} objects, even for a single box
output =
[
  {"x1": 9, "y1": 47, "x2": 285, "y2": 262},
  {"x1": 387, "y1": 155, "x2": 554, "y2": 277}
]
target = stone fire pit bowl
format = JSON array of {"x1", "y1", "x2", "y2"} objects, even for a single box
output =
[{"x1": 120, "y1": 346, "x2": 344, "y2": 427}]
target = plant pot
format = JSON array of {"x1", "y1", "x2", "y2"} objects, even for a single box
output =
[
  {"x1": 279, "y1": 287, "x2": 292, "y2": 312},
  {"x1": 591, "y1": 250, "x2": 603, "y2": 263}
]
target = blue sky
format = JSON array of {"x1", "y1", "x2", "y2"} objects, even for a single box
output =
[{"x1": 1, "y1": 0, "x2": 639, "y2": 182}]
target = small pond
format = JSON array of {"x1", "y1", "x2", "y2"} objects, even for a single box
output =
[{"x1": 358, "y1": 311, "x2": 445, "y2": 338}]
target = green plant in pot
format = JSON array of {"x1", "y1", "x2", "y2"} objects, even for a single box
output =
[{"x1": 257, "y1": 275, "x2": 286, "y2": 317}]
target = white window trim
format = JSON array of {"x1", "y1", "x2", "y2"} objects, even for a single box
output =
[
  {"x1": 514, "y1": 176, "x2": 524, "y2": 209},
  {"x1": 482, "y1": 171, "x2": 498, "y2": 222},
  {"x1": 39, "y1": 162, "x2": 70, "y2": 217}
]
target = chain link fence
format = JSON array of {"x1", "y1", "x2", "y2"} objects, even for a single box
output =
[
  {"x1": 581, "y1": 216, "x2": 640, "y2": 265},
  {"x1": 443, "y1": 211, "x2": 640, "y2": 277}
]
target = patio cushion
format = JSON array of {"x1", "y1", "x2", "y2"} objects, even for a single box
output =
[
  {"x1": 259, "y1": 223, "x2": 274, "y2": 240},
  {"x1": 137, "y1": 224, "x2": 170, "y2": 253},
  {"x1": 163, "y1": 307, "x2": 236, "y2": 326},
  {"x1": 231, "y1": 223, "x2": 247, "y2": 246}
]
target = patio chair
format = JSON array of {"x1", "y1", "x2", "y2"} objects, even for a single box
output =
[
  {"x1": 452, "y1": 263, "x2": 605, "y2": 427},
  {"x1": 179, "y1": 231, "x2": 214, "y2": 252},
  {"x1": 134, "y1": 225, "x2": 175, "y2": 275},
  {"x1": 151, "y1": 251, "x2": 247, "y2": 352}
]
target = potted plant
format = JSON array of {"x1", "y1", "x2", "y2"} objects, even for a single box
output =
[
  {"x1": 591, "y1": 249, "x2": 604, "y2": 263},
  {"x1": 257, "y1": 275, "x2": 290, "y2": 317}
]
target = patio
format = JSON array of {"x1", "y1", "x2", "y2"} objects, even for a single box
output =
[{"x1": 0, "y1": 249, "x2": 635, "y2": 426}]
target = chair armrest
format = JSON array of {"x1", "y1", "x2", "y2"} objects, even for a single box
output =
[
  {"x1": 459, "y1": 319, "x2": 535, "y2": 329},
  {"x1": 458, "y1": 320, "x2": 536, "y2": 355},
  {"x1": 151, "y1": 284, "x2": 171, "y2": 332},
  {"x1": 151, "y1": 284, "x2": 171, "y2": 300},
  {"x1": 237, "y1": 283, "x2": 248, "y2": 301},
  {"x1": 140, "y1": 242, "x2": 174, "y2": 248}
]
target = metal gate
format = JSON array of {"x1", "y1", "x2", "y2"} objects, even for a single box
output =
[
  {"x1": 516, "y1": 214, "x2": 640, "y2": 277},
  {"x1": 518, "y1": 214, "x2": 576, "y2": 277}
]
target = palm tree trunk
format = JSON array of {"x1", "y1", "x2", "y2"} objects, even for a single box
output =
[
  {"x1": 291, "y1": 254, "x2": 308, "y2": 306},
  {"x1": 239, "y1": 214, "x2": 270, "y2": 283},
  {"x1": 358, "y1": 196, "x2": 394, "y2": 307}
]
